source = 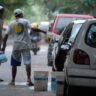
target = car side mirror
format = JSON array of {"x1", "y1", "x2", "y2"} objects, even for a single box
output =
[
  {"x1": 60, "y1": 42, "x2": 71, "y2": 50},
  {"x1": 61, "y1": 44, "x2": 70, "y2": 50}
]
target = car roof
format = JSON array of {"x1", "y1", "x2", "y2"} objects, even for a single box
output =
[
  {"x1": 72, "y1": 19, "x2": 86, "y2": 24},
  {"x1": 57, "y1": 13, "x2": 94, "y2": 19},
  {"x1": 87, "y1": 18, "x2": 96, "y2": 22},
  {"x1": 70, "y1": 19, "x2": 96, "y2": 25}
]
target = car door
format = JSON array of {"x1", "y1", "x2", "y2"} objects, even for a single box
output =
[
  {"x1": 72, "y1": 22, "x2": 96, "y2": 69},
  {"x1": 85, "y1": 23, "x2": 96, "y2": 69}
]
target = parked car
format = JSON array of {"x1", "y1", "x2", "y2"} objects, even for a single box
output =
[
  {"x1": 64, "y1": 19, "x2": 96, "y2": 96},
  {"x1": 47, "y1": 14, "x2": 94, "y2": 67},
  {"x1": 52, "y1": 20, "x2": 86, "y2": 71},
  {"x1": 50, "y1": 13, "x2": 94, "y2": 35}
]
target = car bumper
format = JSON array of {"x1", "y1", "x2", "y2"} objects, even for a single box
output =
[{"x1": 66, "y1": 68, "x2": 96, "y2": 87}]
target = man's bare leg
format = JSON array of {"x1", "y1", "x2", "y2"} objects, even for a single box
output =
[
  {"x1": 9, "y1": 66, "x2": 17, "y2": 85},
  {"x1": 25, "y1": 64, "x2": 34, "y2": 86}
]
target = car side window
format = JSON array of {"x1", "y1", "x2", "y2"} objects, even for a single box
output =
[{"x1": 86, "y1": 24, "x2": 96, "y2": 48}]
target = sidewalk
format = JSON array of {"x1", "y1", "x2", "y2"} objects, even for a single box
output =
[{"x1": 0, "y1": 84, "x2": 56, "y2": 96}]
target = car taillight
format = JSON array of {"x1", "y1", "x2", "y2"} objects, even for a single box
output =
[{"x1": 73, "y1": 49, "x2": 90, "y2": 65}]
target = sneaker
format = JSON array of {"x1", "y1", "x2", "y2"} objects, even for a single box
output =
[
  {"x1": 27, "y1": 81, "x2": 34, "y2": 86},
  {"x1": 9, "y1": 82, "x2": 15, "y2": 86}
]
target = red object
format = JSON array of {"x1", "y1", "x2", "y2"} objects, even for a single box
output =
[{"x1": 51, "y1": 13, "x2": 94, "y2": 35}]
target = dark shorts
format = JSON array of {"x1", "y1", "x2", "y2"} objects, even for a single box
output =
[{"x1": 11, "y1": 50, "x2": 31, "y2": 67}]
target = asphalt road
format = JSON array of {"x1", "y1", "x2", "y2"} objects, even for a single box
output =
[
  {"x1": 1, "y1": 39, "x2": 96, "y2": 96},
  {"x1": 0, "y1": 39, "x2": 57, "y2": 96},
  {"x1": 0, "y1": 40, "x2": 52, "y2": 84}
]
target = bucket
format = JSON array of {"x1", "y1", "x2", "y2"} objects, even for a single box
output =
[
  {"x1": 51, "y1": 72, "x2": 57, "y2": 92},
  {"x1": 34, "y1": 71, "x2": 48, "y2": 91},
  {"x1": 51, "y1": 72, "x2": 64, "y2": 93}
]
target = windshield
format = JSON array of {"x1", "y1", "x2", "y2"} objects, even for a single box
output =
[{"x1": 55, "y1": 17, "x2": 76, "y2": 34}]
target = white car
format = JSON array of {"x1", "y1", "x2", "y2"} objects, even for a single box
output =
[{"x1": 64, "y1": 19, "x2": 96, "y2": 95}]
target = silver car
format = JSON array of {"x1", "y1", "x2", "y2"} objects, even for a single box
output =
[{"x1": 64, "y1": 19, "x2": 96, "y2": 95}]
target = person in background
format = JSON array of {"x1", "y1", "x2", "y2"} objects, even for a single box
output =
[
  {"x1": 30, "y1": 22, "x2": 46, "y2": 51},
  {"x1": 0, "y1": 5, "x2": 5, "y2": 82},
  {"x1": 2, "y1": 8, "x2": 34, "y2": 86}
]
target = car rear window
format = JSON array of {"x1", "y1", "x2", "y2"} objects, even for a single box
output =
[{"x1": 86, "y1": 23, "x2": 96, "y2": 48}]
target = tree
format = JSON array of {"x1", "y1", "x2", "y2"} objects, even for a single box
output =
[
  {"x1": 0, "y1": 0, "x2": 27, "y2": 20},
  {"x1": 1, "y1": 0, "x2": 96, "y2": 22}
]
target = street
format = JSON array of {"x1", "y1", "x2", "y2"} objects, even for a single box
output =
[
  {"x1": 0, "y1": 40, "x2": 56, "y2": 96},
  {"x1": 0, "y1": 40, "x2": 52, "y2": 83},
  {"x1": 0, "y1": 40, "x2": 96, "y2": 96}
]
